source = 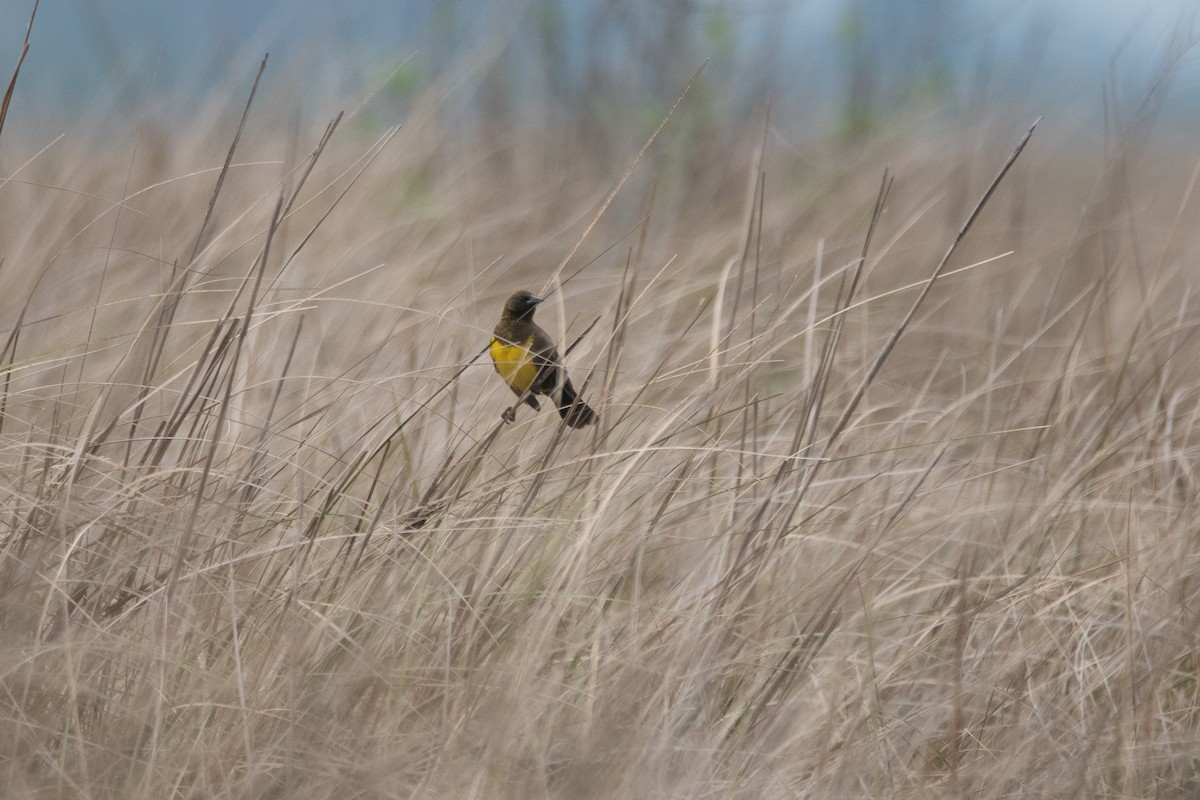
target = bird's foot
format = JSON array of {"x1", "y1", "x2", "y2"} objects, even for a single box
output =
[{"x1": 502, "y1": 406, "x2": 516, "y2": 424}]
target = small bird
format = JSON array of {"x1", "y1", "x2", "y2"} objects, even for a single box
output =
[{"x1": 490, "y1": 290, "x2": 598, "y2": 428}]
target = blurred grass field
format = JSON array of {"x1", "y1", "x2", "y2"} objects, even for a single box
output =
[{"x1": 3, "y1": 5, "x2": 1200, "y2": 798}]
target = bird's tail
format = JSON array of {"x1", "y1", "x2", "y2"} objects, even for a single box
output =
[{"x1": 557, "y1": 379, "x2": 598, "y2": 428}]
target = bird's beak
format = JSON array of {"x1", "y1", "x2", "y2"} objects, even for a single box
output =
[{"x1": 530, "y1": 295, "x2": 544, "y2": 305}]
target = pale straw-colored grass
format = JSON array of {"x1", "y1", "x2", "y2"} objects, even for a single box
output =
[{"x1": 3, "y1": 13, "x2": 1200, "y2": 799}]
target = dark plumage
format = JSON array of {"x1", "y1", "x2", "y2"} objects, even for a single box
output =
[{"x1": 489, "y1": 290, "x2": 598, "y2": 428}]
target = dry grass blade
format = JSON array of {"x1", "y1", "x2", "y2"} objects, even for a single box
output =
[
  {"x1": 189, "y1": 53, "x2": 269, "y2": 264},
  {"x1": 818, "y1": 119, "x2": 1040, "y2": 470},
  {"x1": 166, "y1": 196, "x2": 284, "y2": 599},
  {"x1": 0, "y1": 0, "x2": 37, "y2": 142},
  {"x1": 543, "y1": 61, "x2": 706, "y2": 295}
]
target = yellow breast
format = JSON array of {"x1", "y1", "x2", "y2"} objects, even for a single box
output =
[{"x1": 490, "y1": 335, "x2": 540, "y2": 393}]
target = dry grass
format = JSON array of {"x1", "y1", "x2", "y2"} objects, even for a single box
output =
[{"x1": 3, "y1": 20, "x2": 1200, "y2": 800}]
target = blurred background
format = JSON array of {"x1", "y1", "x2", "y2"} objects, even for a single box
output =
[
  {"x1": 4, "y1": 0, "x2": 1198, "y2": 138},
  {"x1": 2, "y1": 0, "x2": 1197, "y2": 414}
]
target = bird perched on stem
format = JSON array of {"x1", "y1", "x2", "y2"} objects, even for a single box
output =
[{"x1": 490, "y1": 290, "x2": 598, "y2": 428}]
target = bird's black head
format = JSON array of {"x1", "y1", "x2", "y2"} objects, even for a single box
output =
[{"x1": 504, "y1": 290, "x2": 543, "y2": 319}]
